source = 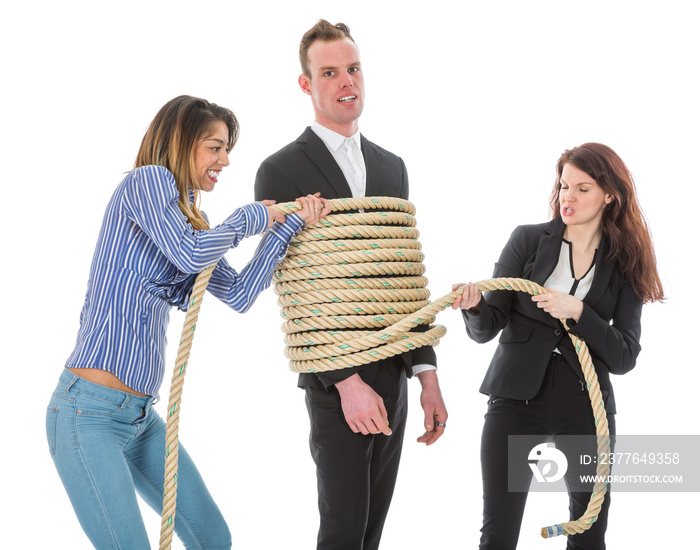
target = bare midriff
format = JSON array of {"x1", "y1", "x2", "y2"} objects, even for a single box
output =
[{"x1": 67, "y1": 367, "x2": 150, "y2": 397}]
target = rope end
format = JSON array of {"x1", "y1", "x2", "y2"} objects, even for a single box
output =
[{"x1": 541, "y1": 524, "x2": 568, "y2": 538}]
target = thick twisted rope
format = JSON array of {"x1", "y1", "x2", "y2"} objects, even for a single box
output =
[
  {"x1": 271, "y1": 197, "x2": 610, "y2": 540},
  {"x1": 158, "y1": 197, "x2": 609, "y2": 546},
  {"x1": 159, "y1": 264, "x2": 216, "y2": 550}
]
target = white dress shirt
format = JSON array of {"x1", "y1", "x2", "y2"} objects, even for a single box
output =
[{"x1": 311, "y1": 122, "x2": 365, "y2": 198}]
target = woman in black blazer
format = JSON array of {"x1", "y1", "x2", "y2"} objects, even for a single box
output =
[{"x1": 452, "y1": 143, "x2": 664, "y2": 550}]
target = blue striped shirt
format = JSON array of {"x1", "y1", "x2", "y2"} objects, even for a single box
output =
[{"x1": 65, "y1": 165, "x2": 303, "y2": 398}]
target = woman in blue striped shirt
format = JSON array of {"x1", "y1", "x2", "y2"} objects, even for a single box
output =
[{"x1": 46, "y1": 95, "x2": 329, "y2": 549}]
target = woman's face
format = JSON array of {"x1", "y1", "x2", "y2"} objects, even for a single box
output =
[
  {"x1": 194, "y1": 121, "x2": 230, "y2": 192},
  {"x1": 559, "y1": 163, "x2": 612, "y2": 231}
]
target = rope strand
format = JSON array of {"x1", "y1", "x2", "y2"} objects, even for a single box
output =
[{"x1": 159, "y1": 264, "x2": 216, "y2": 550}]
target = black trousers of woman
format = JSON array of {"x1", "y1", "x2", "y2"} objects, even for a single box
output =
[{"x1": 480, "y1": 353, "x2": 616, "y2": 550}]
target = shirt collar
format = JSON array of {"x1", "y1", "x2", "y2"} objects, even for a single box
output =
[{"x1": 311, "y1": 121, "x2": 362, "y2": 152}]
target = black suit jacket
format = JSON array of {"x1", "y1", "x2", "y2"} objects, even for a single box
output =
[
  {"x1": 462, "y1": 217, "x2": 643, "y2": 414},
  {"x1": 254, "y1": 127, "x2": 437, "y2": 389}
]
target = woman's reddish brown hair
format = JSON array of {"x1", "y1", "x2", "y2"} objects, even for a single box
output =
[{"x1": 550, "y1": 142, "x2": 664, "y2": 303}]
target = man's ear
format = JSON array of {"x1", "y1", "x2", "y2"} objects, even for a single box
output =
[{"x1": 298, "y1": 74, "x2": 312, "y2": 95}]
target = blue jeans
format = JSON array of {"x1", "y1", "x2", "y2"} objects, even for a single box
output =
[{"x1": 46, "y1": 369, "x2": 231, "y2": 549}]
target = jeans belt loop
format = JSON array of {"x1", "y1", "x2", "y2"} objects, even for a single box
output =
[
  {"x1": 119, "y1": 393, "x2": 130, "y2": 410},
  {"x1": 65, "y1": 374, "x2": 79, "y2": 394}
]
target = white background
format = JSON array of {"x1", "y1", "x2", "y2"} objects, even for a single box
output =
[{"x1": 2, "y1": 1, "x2": 698, "y2": 548}]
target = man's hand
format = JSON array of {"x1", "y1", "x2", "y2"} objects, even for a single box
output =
[
  {"x1": 415, "y1": 370, "x2": 447, "y2": 446},
  {"x1": 334, "y1": 373, "x2": 392, "y2": 436}
]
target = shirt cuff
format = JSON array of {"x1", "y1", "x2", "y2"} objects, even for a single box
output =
[
  {"x1": 267, "y1": 212, "x2": 305, "y2": 244},
  {"x1": 412, "y1": 363, "x2": 437, "y2": 375}
]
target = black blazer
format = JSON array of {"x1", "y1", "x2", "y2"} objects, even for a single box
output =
[
  {"x1": 462, "y1": 217, "x2": 643, "y2": 414},
  {"x1": 254, "y1": 127, "x2": 437, "y2": 389}
]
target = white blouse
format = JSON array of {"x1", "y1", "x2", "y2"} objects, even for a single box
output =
[
  {"x1": 544, "y1": 239, "x2": 596, "y2": 300},
  {"x1": 544, "y1": 239, "x2": 596, "y2": 354}
]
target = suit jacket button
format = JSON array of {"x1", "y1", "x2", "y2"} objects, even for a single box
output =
[{"x1": 554, "y1": 329, "x2": 562, "y2": 337}]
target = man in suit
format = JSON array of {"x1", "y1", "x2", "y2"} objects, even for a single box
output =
[{"x1": 254, "y1": 20, "x2": 448, "y2": 550}]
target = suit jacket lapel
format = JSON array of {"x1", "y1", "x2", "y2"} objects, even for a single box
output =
[
  {"x1": 298, "y1": 127, "x2": 353, "y2": 199},
  {"x1": 531, "y1": 218, "x2": 566, "y2": 285},
  {"x1": 361, "y1": 136, "x2": 382, "y2": 197},
  {"x1": 584, "y1": 235, "x2": 615, "y2": 307},
  {"x1": 524, "y1": 218, "x2": 565, "y2": 330}
]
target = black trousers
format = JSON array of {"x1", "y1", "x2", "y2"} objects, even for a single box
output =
[
  {"x1": 480, "y1": 353, "x2": 616, "y2": 550},
  {"x1": 304, "y1": 357, "x2": 407, "y2": 550}
]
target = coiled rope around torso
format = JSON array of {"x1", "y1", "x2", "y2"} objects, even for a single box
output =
[{"x1": 158, "y1": 197, "x2": 609, "y2": 548}]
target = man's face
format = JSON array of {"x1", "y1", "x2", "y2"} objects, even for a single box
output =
[{"x1": 299, "y1": 38, "x2": 364, "y2": 136}]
